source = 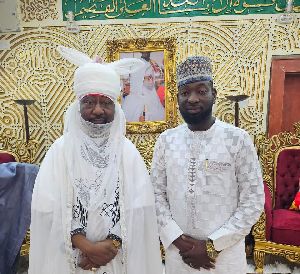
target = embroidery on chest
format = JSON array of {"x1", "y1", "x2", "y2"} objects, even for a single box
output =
[
  {"x1": 206, "y1": 160, "x2": 231, "y2": 172},
  {"x1": 81, "y1": 137, "x2": 110, "y2": 168},
  {"x1": 186, "y1": 134, "x2": 204, "y2": 229},
  {"x1": 74, "y1": 170, "x2": 104, "y2": 208}
]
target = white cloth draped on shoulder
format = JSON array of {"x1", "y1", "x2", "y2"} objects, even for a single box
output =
[
  {"x1": 29, "y1": 46, "x2": 162, "y2": 274},
  {"x1": 29, "y1": 102, "x2": 162, "y2": 274},
  {"x1": 29, "y1": 135, "x2": 163, "y2": 274}
]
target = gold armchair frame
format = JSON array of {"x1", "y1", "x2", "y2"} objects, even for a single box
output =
[
  {"x1": 252, "y1": 121, "x2": 300, "y2": 273},
  {"x1": 0, "y1": 132, "x2": 40, "y2": 256},
  {"x1": 0, "y1": 133, "x2": 39, "y2": 164}
]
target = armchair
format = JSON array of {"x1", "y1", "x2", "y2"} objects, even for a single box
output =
[
  {"x1": 0, "y1": 151, "x2": 17, "y2": 163},
  {"x1": 253, "y1": 121, "x2": 300, "y2": 273}
]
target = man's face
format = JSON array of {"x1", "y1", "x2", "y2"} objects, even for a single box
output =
[
  {"x1": 143, "y1": 74, "x2": 155, "y2": 90},
  {"x1": 80, "y1": 95, "x2": 115, "y2": 124},
  {"x1": 177, "y1": 81, "x2": 216, "y2": 125},
  {"x1": 144, "y1": 75, "x2": 153, "y2": 82},
  {"x1": 141, "y1": 52, "x2": 151, "y2": 62}
]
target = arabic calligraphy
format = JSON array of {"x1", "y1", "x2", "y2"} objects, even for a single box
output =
[{"x1": 63, "y1": 0, "x2": 299, "y2": 20}]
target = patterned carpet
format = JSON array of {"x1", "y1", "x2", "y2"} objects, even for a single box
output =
[
  {"x1": 246, "y1": 254, "x2": 300, "y2": 274},
  {"x1": 161, "y1": 254, "x2": 300, "y2": 274}
]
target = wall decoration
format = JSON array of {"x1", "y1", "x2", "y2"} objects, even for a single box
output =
[
  {"x1": 1, "y1": 15, "x2": 299, "y2": 164},
  {"x1": 63, "y1": 0, "x2": 298, "y2": 21},
  {"x1": 107, "y1": 38, "x2": 178, "y2": 133},
  {"x1": 20, "y1": 0, "x2": 59, "y2": 22}
]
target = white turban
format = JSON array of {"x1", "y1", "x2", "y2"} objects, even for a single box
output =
[
  {"x1": 74, "y1": 63, "x2": 120, "y2": 101},
  {"x1": 57, "y1": 46, "x2": 144, "y2": 102}
]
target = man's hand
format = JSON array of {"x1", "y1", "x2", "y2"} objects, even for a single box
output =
[
  {"x1": 179, "y1": 235, "x2": 216, "y2": 271},
  {"x1": 172, "y1": 235, "x2": 194, "y2": 253},
  {"x1": 139, "y1": 115, "x2": 145, "y2": 122},
  {"x1": 85, "y1": 239, "x2": 118, "y2": 266},
  {"x1": 71, "y1": 234, "x2": 118, "y2": 268},
  {"x1": 78, "y1": 256, "x2": 100, "y2": 271}
]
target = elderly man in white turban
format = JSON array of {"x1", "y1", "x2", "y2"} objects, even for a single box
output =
[{"x1": 28, "y1": 47, "x2": 163, "y2": 274}]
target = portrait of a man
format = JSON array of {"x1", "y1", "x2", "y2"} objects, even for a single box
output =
[{"x1": 120, "y1": 51, "x2": 165, "y2": 122}]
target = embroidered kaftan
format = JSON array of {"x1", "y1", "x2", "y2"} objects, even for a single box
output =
[
  {"x1": 151, "y1": 119, "x2": 264, "y2": 274},
  {"x1": 29, "y1": 137, "x2": 163, "y2": 274},
  {"x1": 71, "y1": 187, "x2": 122, "y2": 273}
]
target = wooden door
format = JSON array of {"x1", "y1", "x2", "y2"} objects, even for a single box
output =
[{"x1": 268, "y1": 58, "x2": 300, "y2": 137}]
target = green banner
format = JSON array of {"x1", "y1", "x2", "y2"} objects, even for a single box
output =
[{"x1": 63, "y1": 0, "x2": 299, "y2": 20}]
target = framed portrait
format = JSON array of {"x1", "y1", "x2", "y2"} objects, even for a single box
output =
[{"x1": 106, "y1": 38, "x2": 177, "y2": 133}]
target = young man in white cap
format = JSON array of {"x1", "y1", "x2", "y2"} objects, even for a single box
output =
[
  {"x1": 29, "y1": 47, "x2": 163, "y2": 274},
  {"x1": 151, "y1": 56, "x2": 264, "y2": 273}
]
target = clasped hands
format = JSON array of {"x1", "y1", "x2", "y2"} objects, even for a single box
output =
[
  {"x1": 73, "y1": 236, "x2": 118, "y2": 271},
  {"x1": 173, "y1": 235, "x2": 216, "y2": 271}
]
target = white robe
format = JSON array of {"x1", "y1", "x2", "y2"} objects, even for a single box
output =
[
  {"x1": 151, "y1": 119, "x2": 264, "y2": 274},
  {"x1": 29, "y1": 137, "x2": 163, "y2": 274}
]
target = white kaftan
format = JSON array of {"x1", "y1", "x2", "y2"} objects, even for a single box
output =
[
  {"x1": 151, "y1": 119, "x2": 264, "y2": 274},
  {"x1": 29, "y1": 137, "x2": 163, "y2": 274}
]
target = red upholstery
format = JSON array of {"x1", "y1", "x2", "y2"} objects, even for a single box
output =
[
  {"x1": 0, "y1": 153, "x2": 16, "y2": 163},
  {"x1": 275, "y1": 149, "x2": 300, "y2": 210},
  {"x1": 272, "y1": 209, "x2": 300, "y2": 246},
  {"x1": 264, "y1": 183, "x2": 272, "y2": 241}
]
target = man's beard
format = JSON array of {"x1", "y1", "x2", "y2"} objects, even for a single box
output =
[{"x1": 179, "y1": 102, "x2": 213, "y2": 125}]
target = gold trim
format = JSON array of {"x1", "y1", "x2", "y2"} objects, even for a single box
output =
[
  {"x1": 20, "y1": 230, "x2": 31, "y2": 256},
  {"x1": 106, "y1": 38, "x2": 178, "y2": 134},
  {"x1": 253, "y1": 249, "x2": 265, "y2": 273},
  {"x1": 136, "y1": 140, "x2": 156, "y2": 172},
  {"x1": 0, "y1": 133, "x2": 40, "y2": 164},
  {"x1": 294, "y1": 121, "x2": 300, "y2": 136},
  {"x1": 254, "y1": 240, "x2": 300, "y2": 263},
  {"x1": 252, "y1": 210, "x2": 266, "y2": 240},
  {"x1": 255, "y1": 121, "x2": 300, "y2": 204},
  {"x1": 160, "y1": 242, "x2": 165, "y2": 262},
  {"x1": 253, "y1": 121, "x2": 300, "y2": 272}
]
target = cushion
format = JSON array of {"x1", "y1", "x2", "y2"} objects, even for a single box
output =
[
  {"x1": 0, "y1": 153, "x2": 16, "y2": 163},
  {"x1": 275, "y1": 149, "x2": 300, "y2": 210},
  {"x1": 272, "y1": 209, "x2": 300, "y2": 246}
]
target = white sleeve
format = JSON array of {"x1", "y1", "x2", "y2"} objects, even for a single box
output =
[
  {"x1": 208, "y1": 132, "x2": 265, "y2": 251},
  {"x1": 150, "y1": 135, "x2": 183, "y2": 249}
]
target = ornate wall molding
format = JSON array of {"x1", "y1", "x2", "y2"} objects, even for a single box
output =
[
  {"x1": 0, "y1": 16, "x2": 298, "y2": 163},
  {"x1": 20, "y1": 0, "x2": 59, "y2": 22}
]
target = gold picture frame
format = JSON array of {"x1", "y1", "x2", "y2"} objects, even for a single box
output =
[{"x1": 106, "y1": 38, "x2": 178, "y2": 134}]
